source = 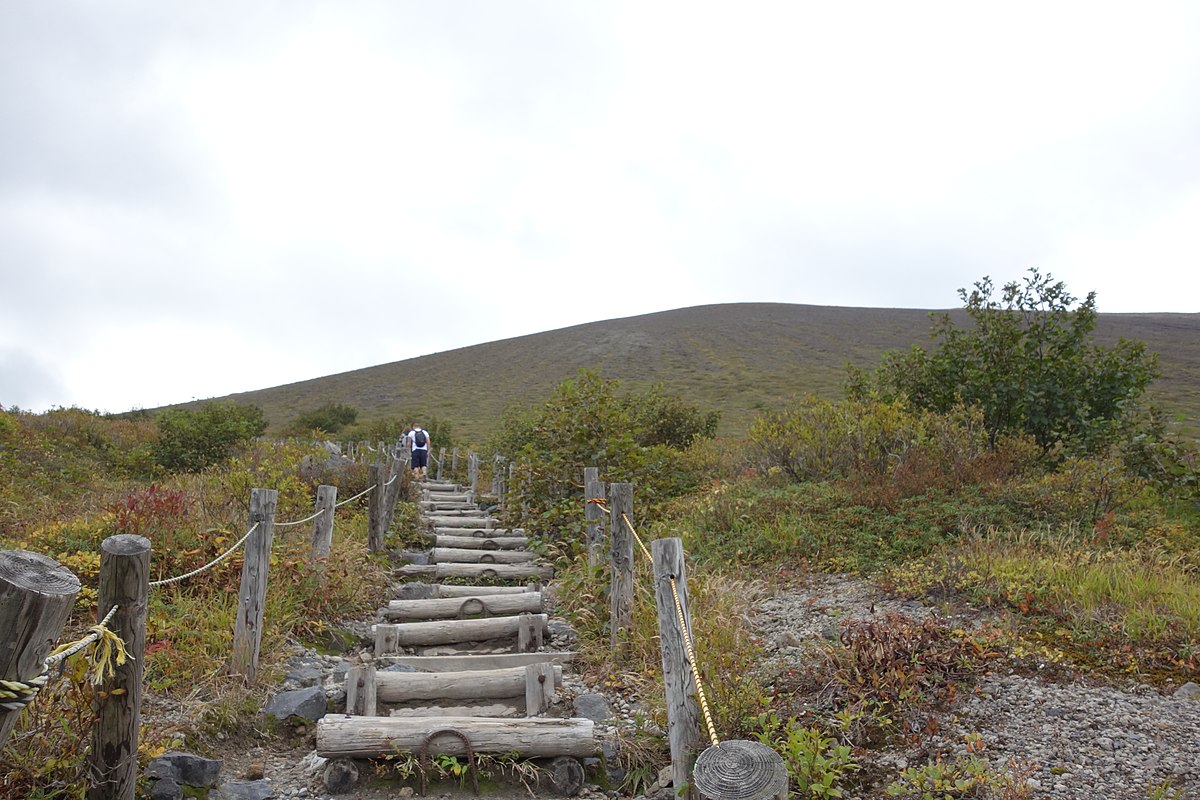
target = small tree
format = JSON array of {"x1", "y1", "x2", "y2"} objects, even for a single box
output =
[
  {"x1": 849, "y1": 268, "x2": 1159, "y2": 453},
  {"x1": 153, "y1": 401, "x2": 268, "y2": 472}
]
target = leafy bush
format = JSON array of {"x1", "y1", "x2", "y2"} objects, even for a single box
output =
[
  {"x1": 848, "y1": 268, "x2": 1159, "y2": 454},
  {"x1": 284, "y1": 401, "x2": 358, "y2": 435},
  {"x1": 753, "y1": 718, "x2": 859, "y2": 798},
  {"x1": 153, "y1": 401, "x2": 267, "y2": 472}
]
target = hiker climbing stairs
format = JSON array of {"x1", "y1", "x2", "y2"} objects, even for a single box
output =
[{"x1": 315, "y1": 476, "x2": 595, "y2": 795}]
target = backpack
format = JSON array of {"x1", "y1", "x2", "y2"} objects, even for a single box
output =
[{"x1": 413, "y1": 429, "x2": 427, "y2": 448}]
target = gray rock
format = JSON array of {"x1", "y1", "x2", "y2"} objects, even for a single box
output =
[
  {"x1": 324, "y1": 758, "x2": 360, "y2": 794},
  {"x1": 149, "y1": 777, "x2": 184, "y2": 800},
  {"x1": 1173, "y1": 682, "x2": 1200, "y2": 701},
  {"x1": 573, "y1": 693, "x2": 613, "y2": 721},
  {"x1": 147, "y1": 752, "x2": 223, "y2": 787},
  {"x1": 656, "y1": 765, "x2": 673, "y2": 788},
  {"x1": 215, "y1": 780, "x2": 276, "y2": 800},
  {"x1": 285, "y1": 658, "x2": 325, "y2": 687},
  {"x1": 264, "y1": 686, "x2": 328, "y2": 722}
]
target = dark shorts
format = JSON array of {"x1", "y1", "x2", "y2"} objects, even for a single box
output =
[{"x1": 411, "y1": 449, "x2": 429, "y2": 468}]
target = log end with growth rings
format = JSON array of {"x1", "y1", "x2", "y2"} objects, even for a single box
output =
[{"x1": 693, "y1": 740, "x2": 788, "y2": 800}]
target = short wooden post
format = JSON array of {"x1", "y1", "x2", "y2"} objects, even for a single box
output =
[
  {"x1": 653, "y1": 537, "x2": 702, "y2": 800},
  {"x1": 345, "y1": 664, "x2": 377, "y2": 716},
  {"x1": 230, "y1": 489, "x2": 278, "y2": 683},
  {"x1": 381, "y1": 458, "x2": 404, "y2": 537},
  {"x1": 609, "y1": 483, "x2": 634, "y2": 652},
  {"x1": 468, "y1": 452, "x2": 479, "y2": 499},
  {"x1": 437, "y1": 447, "x2": 446, "y2": 481},
  {"x1": 0, "y1": 550, "x2": 81, "y2": 749},
  {"x1": 517, "y1": 612, "x2": 543, "y2": 652},
  {"x1": 311, "y1": 485, "x2": 338, "y2": 561},
  {"x1": 524, "y1": 662, "x2": 555, "y2": 716},
  {"x1": 584, "y1": 468, "x2": 606, "y2": 568},
  {"x1": 88, "y1": 535, "x2": 150, "y2": 800},
  {"x1": 491, "y1": 455, "x2": 503, "y2": 496},
  {"x1": 506, "y1": 462, "x2": 515, "y2": 508},
  {"x1": 693, "y1": 741, "x2": 788, "y2": 800},
  {"x1": 367, "y1": 463, "x2": 386, "y2": 553}
]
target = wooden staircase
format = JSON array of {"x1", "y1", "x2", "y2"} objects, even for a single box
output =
[{"x1": 315, "y1": 479, "x2": 595, "y2": 794}]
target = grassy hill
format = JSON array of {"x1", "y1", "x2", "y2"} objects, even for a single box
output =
[{"x1": 210, "y1": 303, "x2": 1200, "y2": 443}]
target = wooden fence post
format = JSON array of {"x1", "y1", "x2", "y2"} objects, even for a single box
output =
[
  {"x1": 437, "y1": 447, "x2": 446, "y2": 481},
  {"x1": 230, "y1": 489, "x2": 278, "y2": 683},
  {"x1": 609, "y1": 483, "x2": 634, "y2": 652},
  {"x1": 0, "y1": 551, "x2": 81, "y2": 750},
  {"x1": 451, "y1": 447, "x2": 460, "y2": 477},
  {"x1": 583, "y1": 468, "x2": 606, "y2": 569},
  {"x1": 381, "y1": 456, "x2": 406, "y2": 537},
  {"x1": 88, "y1": 535, "x2": 150, "y2": 800},
  {"x1": 506, "y1": 462, "x2": 515, "y2": 509},
  {"x1": 491, "y1": 455, "x2": 503, "y2": 496},
  {"x1": 367, "y1": 463, "x2": 386, "y2": 553},
  {"x1": 468, "y1": 452, "x2": 479, "y2": 499},
  {"x1": 652, "y1": 537, "x2": 702, "y2": 800},
  {"x1": 311, "y1": 484, "x2": 338, "y2": 560}
]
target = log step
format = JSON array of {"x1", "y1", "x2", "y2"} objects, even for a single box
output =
[
  {"x1": 432, "y1": 535, "x2": 528, "y2": 550},
  {"x1": 377, "y1": 652, "x2": 575, "y2": 672},
  {"x1": 382, "y1": 592, "x2": 543, "y2": 622},
  {"x1": 424, "y1": 515, "x2": 493, "y2": 526},
  {"x1": 420, "y1": 493, "x2": 474, "y2": 503},
  {"x1": 431, "y1": 548, "x2": 535, "y2": 565},
  {"x1": 395, "y1": 563, "x2": 553, "y2": 581},
  {"x1": 375, "y1": 613, "x2": 547, "y2": 651},
  {"x1": 375, "y1": 664, "x2": 562, "y2": 701},
  {"x1": 317, "y1": 715, "x2": 597, "y2": 758},
  {"x1": 432, "y1": 527, "x2": 525, "y2": 537}
]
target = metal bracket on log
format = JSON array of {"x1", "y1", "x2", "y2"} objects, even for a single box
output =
[{"x1": 419, "y1": 727, "x2": 479, "y2": 796}]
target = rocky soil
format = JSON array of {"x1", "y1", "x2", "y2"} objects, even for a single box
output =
[{"x1": 188, "y1": 573, "x2": 1198, "y2": 800}]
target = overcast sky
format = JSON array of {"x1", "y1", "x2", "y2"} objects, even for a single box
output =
[{"x1": 2, "y1": 1, "x2": 1198, "y2": 414}]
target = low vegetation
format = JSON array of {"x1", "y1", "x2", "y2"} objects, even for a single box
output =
[{"x1": 2, "y1": 271, "x2": 1197, "y2": 798}]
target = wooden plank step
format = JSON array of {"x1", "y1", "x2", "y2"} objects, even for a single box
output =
[
  {"x1": 431, "y1": 548, "x2": 536, "y2": 565},
  {"x1": 377, "y1": 652, "x2": 575, "y2": 672},
  {"x1": 317, "y1": 716, "x2": 597, "y2": 758},
  {"x1": 382, "y1": 592, "x2": 543, "y2": 622},
  {"x1": 375, "y1": 665, "x2": 562, "y2": 701},
  {"x1": 375, "y1": 614, "x2": 547, "y2": 650},
  {"x1": 432, "y1": 534, "x2": 528, "y2": 550}
]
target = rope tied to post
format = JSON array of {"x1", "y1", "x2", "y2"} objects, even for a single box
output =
[
  {"x1": 0, "y1": 605, "x2": 127, "y2": 711},
  {"x1": 618, "y1": 511, "x2": 722, "y2": 748}
]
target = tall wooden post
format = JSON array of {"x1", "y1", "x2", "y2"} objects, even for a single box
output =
[
  {"x1": 652, "y1": 537, "x2": 702, "y2": 800},
  {"x1": 506, "y1": 462, "x2": 515, "y2": 508},
  {"x1": 367, "y1": 463, "x2": 386, "y2": 553},
  {"x1": 491, "y1": 455, "x2": 503, "y2": 496},
  {"x1": 437, "y1": 447, "x2": 446, "y2": 481},
  {"x1": 609, "y1": 483, "x2": 634, "y2": 652},
  {"x1": 584, "y1": 468, "x2": 606, "y2": 568},
  {"x1": 231, "y1": 489, "x2": 278, "y2": 683},
  {"x1": 0, "y1": 551, "x2": 81, "y2": 749},
  {"x1": 88, "y1": 535, "x2": 150, "y2": 800},
  {"x1": 451, "y1": 448, "x2": 460, "y2": 477},
  {"x1": 468, "y1": 452, "x2": 479, "y2": 499},
  {"x1": 311, "y1": 484, "x2": 337, "y2": 560}
]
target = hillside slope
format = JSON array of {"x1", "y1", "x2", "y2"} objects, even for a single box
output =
[{"x1": 213, "y1": 303, "x2": 1200, "y2": 443}]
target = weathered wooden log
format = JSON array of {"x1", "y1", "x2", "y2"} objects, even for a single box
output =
[
  {"x1": 316, "y1": 716, "x2": 597, "y2": 758},
  {"x1": 422, "y1": 492, "x2": 473, "y2": 503},
  {"x1": 231, "y1": 489, "x2": 278, "y2": 682},
  {"x1": 435, "y1": 563, "x2": 552, "y2": 581},
  {"x1": 433, "y1": 535, "x2": 528, "y2": 550},
  {"x1": 431, "y1": 547, "x2": 536, "y2": 565},
  {"x1": 584, "y1": 469, "x2": 606, "y2": 569},
  {"x1": 388, "y1": 702, "x2": 520, "y2": 718},
  {"x1": 609, "y1": 483, "x2": 634, "y2": 652},
  {"x1": 517, "y1": 612, "x2": 543, "y2": 652},
  {"x1": 367, "y1": 464, "x2": 386, "y2": 553},
  {"x1": 379, "y1": 652, "x2": 575, "y2": 672},
  {"x1": 543, "y1": 756, "x2": 585, "y2": 796},
  {"x1": 375, "y1": 614, "x2": 548, "y2": 650},
  {"x1": 394, "y1": 565, "x2": 438, "y2": 578},
  {"x1": 693, "y1": 740, "x2": 789, "y2": 800},
  {"x1": 432, "y1": 527, "x2": 525, "y2": 537},
  {"x1": 375, "y1": 664, "x2": 561, "y2": 702},
  {"x1": 89, "y1": 535, "x2": 150, "y2": 800},
  {"x1": 653, "y1": 537, "x2": 701, "y2": 799},
  {"x1": 383, "y1": 592, "x2": 543, "y2": 621},
  {"x1": 424, "y1": 514, "x2": 492, "y2": 526},
  {"x1": 0, "y1": 551, "x2": 81, "y2": 750},
  {"x1": 310, "y1": 484, "x2": 337, "y2": 561},
  {"x1": 431, "y1": 584, "x2": 538, "y2": 597}
]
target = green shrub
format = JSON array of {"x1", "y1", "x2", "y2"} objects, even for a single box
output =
[
  {"x1": 284, "y1": 401, "x2": 358, "y2": 435},
  {"x1": 153, "y1": 401, "x2": 267, "y2": 472}
]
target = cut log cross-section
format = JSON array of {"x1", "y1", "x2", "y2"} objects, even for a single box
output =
[{"x1": 316, "y1": 716, "x2": 597, "y2": 759}]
